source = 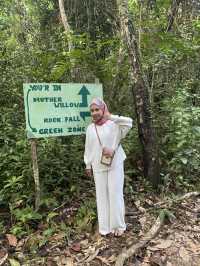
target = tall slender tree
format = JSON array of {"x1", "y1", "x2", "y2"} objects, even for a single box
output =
[{"x1": 117, "y1": 0, "x2": 160, "y2": 186}]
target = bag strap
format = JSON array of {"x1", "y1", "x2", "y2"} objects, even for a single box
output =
[
  {"x1": 94, "y1": 124, "x2": 121, "y2": 151},
  {"x1": 94, "y1": 124, "x2": 102, "y2": 147}
]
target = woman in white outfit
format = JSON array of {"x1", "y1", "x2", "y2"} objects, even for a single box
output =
[{"x1": 84, "y1": 98, "x2": 132, "y2": 236}]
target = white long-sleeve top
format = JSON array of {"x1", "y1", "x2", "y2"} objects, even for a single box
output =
[{"x1": 84, "y1": 114, "x2": 133, "y2": 173}]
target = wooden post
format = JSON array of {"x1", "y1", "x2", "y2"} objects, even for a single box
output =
[
  {"x1": 30, "y1": 139, "x2": 40, "y2": 210},
  {"x1": 95, "y1": 78, "x2": 100, "y2": 84}
]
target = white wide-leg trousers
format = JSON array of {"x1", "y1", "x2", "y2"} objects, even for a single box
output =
[{"x1": 94, "y1": 163, "x2": 126, "y2": 235}]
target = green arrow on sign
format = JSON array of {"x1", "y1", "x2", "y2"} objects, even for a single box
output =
[
  {"x1": 80, "y1": 112, "x2": 91, "y2": 121},
  {"x1": 78, "y1": 85, "x2": 90, "y2": 107},
  {"x1": 26, "y1": 89, "x2": 37, "y2": 133}
]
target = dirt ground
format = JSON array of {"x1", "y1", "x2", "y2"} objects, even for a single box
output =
[{"x1": 1, "y1": 191, "x2": 200, "y2": 266}]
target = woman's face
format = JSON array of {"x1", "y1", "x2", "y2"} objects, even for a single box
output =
[{"x1": 90, "y1": 104, "x2": 103, "y2": 122}]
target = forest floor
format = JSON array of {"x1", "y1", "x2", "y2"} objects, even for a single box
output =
[{"x1": 1, "y1": 181, "x2": 200, "y2": 266}]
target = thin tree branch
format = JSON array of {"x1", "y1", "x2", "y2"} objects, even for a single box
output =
[
  {"x1": 166, "y1": 0, "x2": 182, "y2": 32},
  {"x1": 115, "y1": 209, "x2": 174, "y2": 266}
]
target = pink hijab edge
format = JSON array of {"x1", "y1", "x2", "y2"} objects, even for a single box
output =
[{"x1": 89, "y1": 98, "x2": 109, "y2": 126}]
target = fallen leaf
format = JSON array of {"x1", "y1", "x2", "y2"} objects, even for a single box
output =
[
  {"x1": 179, "y1": 246, "x2": 190, "y2": 262},
  {"x1": 46, "y1": 258, "x2": 56, "y2": 266},
  {"x1": 138, "y1": 230, "x2": 144, "y2": 237},
  {"x1": 135, "y1": 200, "x2": 141, "y2": 207},
  {"x1": 145, "y1": 199, "x2": 153, "y2": 205},
  {"x1": 143, "y1": 255, "x2": 151, "y2": 263},
  {"x1": 148, "y1": 239, "x2": 173, "y2": 251},
  {"x1": 50, "y1": 232, "x2": 65, "y2": 241},
  {"x1": 139, "y1": 216, "x2": 147, "y2": 229},
  {"x1": 0, "y1": 250, "x2": 6, "y2": 259},
  {"x1": 6, "y1": 234, "x2": 17, "y2": 247},
  {"x1": 54, "y1": 255, "x2": 73, "y2": 266},
  {"x1": 150, "y1": 252, "x2": 163, "y2": 266},
  {"x1": 9, "y1": 258, "x2": 20, "y2": 266},
  {"x1": 63, "y1": 248, "x2": 71, "y2": 256},
  {"x1": 135, "y1": 200, "x2": 146, "y2": 213},
  {"x1": 0, "y1": 253, "x2": 8, "y2": 266},
  {"x1": 15, "y1": 239, "x2": 25, "y2": 251},
  {"x1": 107, "y1": 255, "x2": 116, "y2": 263},
  {"x1": 60, "y1": 256, "x2": 74, "y2": 266},
  {"x1": 187, "y1": 239, "x2": 200, "y2": 252},
  {"x1": 70, "y1": 243, "x2": 81, "y2": 252},
  {"x1": 66, "y1": 257, "x2": 74, "y2": 266},
  {"x1": 85, "y1": 249, "x2": 99, "y2": 263},
  {"x1": 14, "y1": 200, "x2": 23, "y2": 208},
  {"x1": 80, "y1": 239, "x2": 89, "y2": 247},
  {"x1": 37, "y1": 223, "x2": 47, "y2": 230},
  {"x1": 96, "y1": 256, "x2": 110, "y2": 265},
  {"x1": 166, "y1": 262, "x2": 172, "y2": 266}
]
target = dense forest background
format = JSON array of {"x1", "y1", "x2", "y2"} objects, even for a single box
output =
[{"x1": 0, "y1": 0, "x2": 200, "y2": 264}]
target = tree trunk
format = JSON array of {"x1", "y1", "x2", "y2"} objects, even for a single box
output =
[
  {"x1": 58, "y1": 0, "x2": 77, "y2": 80},
  {"x1": 117, "y1": 0, "x2": 160, "y2": 186},
  {"x1": 58, "y1": 0, "x2": 73, "y2": 51}
]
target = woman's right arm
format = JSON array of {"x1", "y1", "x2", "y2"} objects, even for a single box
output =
[{"x1": 84, "y1": 126, "x2": 92, "y2": 176}]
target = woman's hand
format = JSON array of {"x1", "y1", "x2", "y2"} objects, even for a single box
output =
[
  {"x1": 85, "y1": 168, "x2": 92, "y2": 177},
  {"x1": 102, "y1": 147, "x2": 114, "y2": 157}
]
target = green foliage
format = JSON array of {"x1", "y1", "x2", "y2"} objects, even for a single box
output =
[
  {"x1": 0, "y1": 125, "x2": 34, "y2": 206},
  {"x1": 9, "y1": 259, "x2": 20, "y2": 266},
  {"x1": 11, "y1": 206, "x2": 42, "y2": 223},
  {"x1": 0, "y1": 222, "x2": 5, "y2": 234},
  {"x1": 46, "y1": 212, "x2": 59, "y2": 223},
  {"x1": 74, "y1": 199, "x2": 97, "y2": 232},
  {"x1": 9, "y1": 206, "x2": 42, "y2": 237},
  {"x1": 159, "y1": 89, "x2": 200, "y2": 189},
  {"x1": 10, "y1": 224, "x2": 27, "y2": 238},
  {"x1": 1, "y1": 0, "x2": 200, "y2": 237}
]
